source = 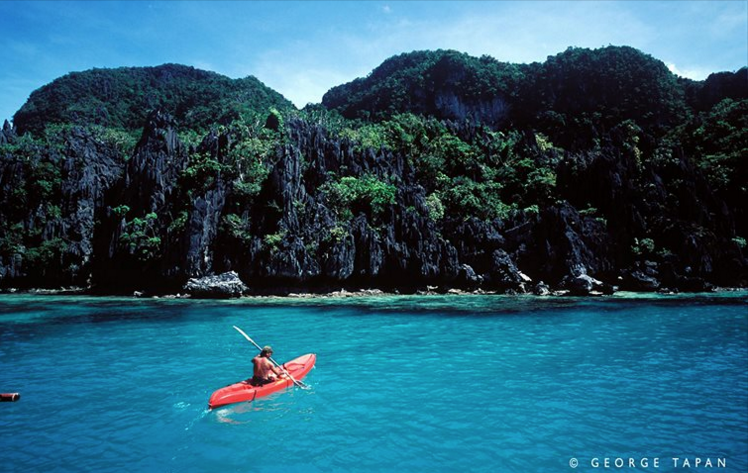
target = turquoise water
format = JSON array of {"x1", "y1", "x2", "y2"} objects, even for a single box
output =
[{"x1": 1, "y1": 293, "x2": 746, "y2": 472}]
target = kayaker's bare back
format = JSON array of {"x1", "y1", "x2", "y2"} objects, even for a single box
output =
[
  {"x1": 252, "y1": 355, "x2": 278, "y2": 379},
  {"x1": 250, "y1": 345, "x2": 283, "y2": 385}
]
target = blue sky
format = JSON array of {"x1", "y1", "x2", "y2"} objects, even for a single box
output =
[{"x1": 1, "y1": 1, "x2": 746, "y2": 123}]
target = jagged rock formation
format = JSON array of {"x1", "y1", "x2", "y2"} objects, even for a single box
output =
[
  {"x1": 0, "y1": 120, "x2": 16, "y2": 145},
  {"x1": 184, "y1": 271, "x2": 248, "y2": 298},
  {"x1": 1, "y1": 47, "x2": 746, "y2": 294},
  {"x1": 91, "y1": 111, "x2": 190, "y2": 290},
  {"x1": 0, "y1": 124, "x2": 123, "y2": 286},
  {"x1": 209, "y1": 118, "x2": 463, "y2": 291}
]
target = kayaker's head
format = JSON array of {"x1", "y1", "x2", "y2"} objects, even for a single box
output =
[{"x1": 261, "y1": 346, "x2": 273, "y2": 357}]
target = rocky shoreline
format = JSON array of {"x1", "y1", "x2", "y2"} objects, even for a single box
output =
[
  {"x1": 1, "y1": 269, "x2": 744, "y2": 300},
  {"x1": 2, "y1": 58, "x2": 746, "y2": 295}
]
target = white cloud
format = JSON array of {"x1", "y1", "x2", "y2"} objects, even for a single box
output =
[
  {"x1": 226, "y1": 2, "x2": 676, "y2": 107},
  {"x1": 244, "y1": 46, "x2": 368, "y2": 108},
  {"x1": 261, "y1": 66, "x2": 355, "y2": 108},
  {"x1": 666, "y1": 62, "x2": 710, "y2": 80},
  {"x1": 192, "y1": 60, "x2": 218, "y2": 73}
]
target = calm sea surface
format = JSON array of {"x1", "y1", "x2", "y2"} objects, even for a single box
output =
[{"x1": 1, "y1": 293, "x2": 746, "y2": 472}]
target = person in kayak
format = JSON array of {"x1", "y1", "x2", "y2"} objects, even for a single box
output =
[{"x1": 250, "y1": 346, "x2": 285, "y2": 386}]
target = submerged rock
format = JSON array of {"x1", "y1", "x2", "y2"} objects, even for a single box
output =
[{"x1": 184, "y1": 271, "x2": 248, "y2": 298}]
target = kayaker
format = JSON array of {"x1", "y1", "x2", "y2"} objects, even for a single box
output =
[{"x1": 250, "y1": 346, "x2": 285, "y2": 386}]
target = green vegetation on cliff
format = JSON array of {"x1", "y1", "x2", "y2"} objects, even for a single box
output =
[
  {"x1": 1, "y1": 46, "x2": 746, "y2": 291},
  {"x1": 13, "y1": 63, "x2": 294, "y2": 138},
  {"x1": 323, "y1": 49, "x2": 523, "y2": 123},
  {"x1": 324, "y1": 46, "x2": 693, "y2": 149}
]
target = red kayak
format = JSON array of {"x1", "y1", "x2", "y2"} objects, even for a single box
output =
[{"x1": 208, "y1": 353, "x2": 316, "y2": 409}]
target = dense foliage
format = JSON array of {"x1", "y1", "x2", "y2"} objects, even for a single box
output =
[
  {"x1": 13, "y1": 64, "x2": 294, "y2": 138},
  {"x1": 1, "y1": 46, "x2": 746, "y2": 291},
  {"x1": 322, "y1": 49, "x2": 523, "y2": 124},
  {"x1": 331, "y1": 113, "x2": 557, "y2": 220},
  {"x1": 516, "y1": 46, "x2": 689, "y2": 148},
  {"x1": 324, "y1": 46, "x2": 695, "y2": 149}
]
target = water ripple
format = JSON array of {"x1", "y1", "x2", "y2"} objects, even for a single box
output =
[{"x1": 0, "y1": 294, "x2": 746, "y2": 472}]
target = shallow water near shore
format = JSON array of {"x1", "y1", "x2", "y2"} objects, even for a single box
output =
[{"x1": 1, "y1": 292, "x2": 747, "y2": 472}]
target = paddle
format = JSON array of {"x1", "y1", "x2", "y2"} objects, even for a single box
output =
[{"x1": 232, "y1": 325, "x2": 310, "y2": 390}]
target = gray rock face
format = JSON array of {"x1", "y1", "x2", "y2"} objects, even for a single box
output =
[
  {"x1": 486, "y1": 249, "x2": 527, "y2": 291},
  {"x1": 562, "y1": 273, "x2": 606, "y2": 295},
  {"x1": 184, "y1": 181, "x2": 227, "y2": 277},
  {"x1": 625, "y1": 271, "x2": 661, "y2": 291},
  {"x1": 533, "y1": 281, "x2": 551, "y2": 296},
  {"x1": 0, "y1": 125, "x2": 123, "y2": 287},
  {"x1": 622, "y1": 261, "x2": 661, "y2": 291},
  {"x1": 2, "y1": 101, "x2": 745, "y2": 293},
  {"x1": 90, "y1": 110, "x2": 189, "y2": 290},
  {"x1": 434, "y1": 90, "x2": 509, "y2": 124},
  {"x1": 457, "y1": 264, "x2": 483, "y2": 286},
  {"x1": 184, "y1": 271, "x2": 248, "y2": 298},
  {"x1": 0, "y1": 120, "x2": 16, "y2": 145},
  {"x1": 124, "y1": 110, "x2": 188, "y2": 214},
  {"x1": 61, "y1": 127, "x2": 126, "y2": 281}
]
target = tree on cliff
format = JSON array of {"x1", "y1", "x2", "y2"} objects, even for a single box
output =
[{"x1": 1, "y1": 47, "x2": 745, "y2": 293}]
